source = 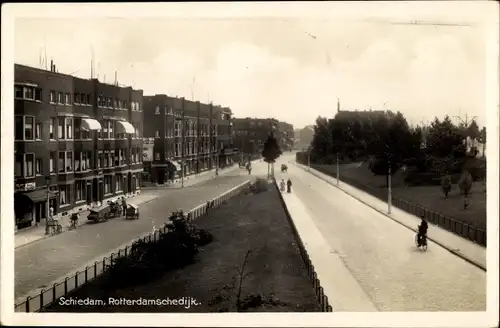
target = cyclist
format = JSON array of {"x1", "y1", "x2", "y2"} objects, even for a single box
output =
[{"x1": 417, "y1": 215, "x2": 428, "y2": 245}]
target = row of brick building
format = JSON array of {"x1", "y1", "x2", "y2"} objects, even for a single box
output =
[
  {"x1": 232, "y1": 117, "x2": 295, "y2": 162},
  {"x1": 13, "y1": 63, "x2": 293, "y2": 230}
]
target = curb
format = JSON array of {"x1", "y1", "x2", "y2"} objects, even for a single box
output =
[
  {"x1": 295, "y1": 162, "x2": 486, "y2": 272},
  {"x1": 14, "y1": 197, "x2": 159, "y2": 250},
  {"x1": 273, "y1": 180, "x2": 333, "y2": 312}
]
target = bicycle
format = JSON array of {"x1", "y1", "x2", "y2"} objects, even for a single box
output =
[
  {"x1": 69, "y1": 213, "x2": 79, "y2": 230},
  {"x1": 48, "y1": 219, "x2": 63, "y2": 235},
  {"x1": 415, "y1": 233, "x2": 428, "y2": 251}
]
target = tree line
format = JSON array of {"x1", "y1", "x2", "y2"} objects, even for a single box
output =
[{"x1": 309, "y1": 110, "x2": 486, "y2": 180}]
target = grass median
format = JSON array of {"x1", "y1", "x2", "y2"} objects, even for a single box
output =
[
  {"x1": 311, "y1": 163, "x2": 486, "y2": 230},
  {"x1": 44, "y1": 178, "x2": 321, "y2": 312}
]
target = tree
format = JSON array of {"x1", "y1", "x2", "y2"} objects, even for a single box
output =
[
  {"x1": 478, "y1": 126, "x2": 486, "y2": 157},
  {"x1": 261, "y1": 132, "x2": 282, "y2": 177},
  {"x1": 426, "y1": 116, "x2": 463, "y2": 158}
]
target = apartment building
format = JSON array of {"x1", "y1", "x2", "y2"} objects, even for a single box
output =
[
  {"x1": 14, "y1": 63, "x2": 143, "y2": 230},
  {"x1": 233, "y1": 117, "x2": 297, "y2": 160},
  {"x1": 142, "y1": 95, "x2": 236, "y2": 184}
]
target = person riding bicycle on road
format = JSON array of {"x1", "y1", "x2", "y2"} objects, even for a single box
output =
[{"x1": 418, "y1": 215, "x2": 428, "y2": 245}]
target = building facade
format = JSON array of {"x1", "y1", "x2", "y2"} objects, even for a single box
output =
[
  {"x1": 233, "y1": 117, "x2": 294, "y2": 160},
  {"x1": 142, "y1": 95, "x2": 235, "y2": 184},
  {"x1": 14, "y1": 63, "x2": 143, "y2": 229}
]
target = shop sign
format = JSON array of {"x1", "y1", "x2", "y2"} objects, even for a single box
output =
[{"x1": 15, "y1": 182, "x2": 36, "y2": 192}]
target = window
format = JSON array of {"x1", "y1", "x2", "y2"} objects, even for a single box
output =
[
  {"x1": 57, "y1": 92, "x2": 64, "y2": 104},
  {"x1": 155, "y1": 130, "x2": 160, "y2": 138},
  {"x1": 59, "y1": 184, "x2": 71, "y2": 206},
  {"x1": 58, "y1": 118, "x2": 65, "y2": 139},
  {"x1": 50, "y1": 91, "x2": 56, "y2": 103},
  {"x1": 118, "y1": 99, "x2": 122, "y2": 109},
  {"x1": 24, "y1": 86, "x2": 34, "y2": 100},
  {"x1": 136, "y1": 101, "x2": 140, "y2": 111},
  {"x1": 65, "y1": 93, "x2": 71, "y2": 104},
  {"x1": 131, "y1": 102, "x2": 136, "y2": 111},
  {"x1": 58, "y1": 151, "x2": 73, "y2": 173},
  {"x1": 114, "y1": 99, "x2": 118, "y2": 108},
  {"x1": 98, "y1": 95, "x2": 103, "y2": 107},
  {"x1": 35, "y1": 158, "x2": 42, "y2": 175},
  {"x1": 24, "y1": 117, "x2": 34, "y2": 140},
  {"x1": 49, "y1": 152, "x2": 55, "y2": 173},
  {"x1": 155, "y1": 152, "x2": 160, "y2": 161},
  {"x1": 15, "y1": 85, "x2": 23, "y2": 98},
  {"x1": 35, "y1": 123, "x2": 42, "y2": 140},
  {"x1": 109, "y1": 151, "x2": 114, "y2": 167},
  {"x1": 104, "y1": 176, "x2": 112, "y2": 194},
  {"x1": 154, "y1": 106, "x2": 160, "y2": 115},
  {"x1": 15, "y1": 155, "x2": 22, "y2": 177},
  {"x1": 116, "y1": 175, "x2": 122, "y2": 191},
  {"x1": 107, "y1": 97, "x2": 113, "y2": 108},
  {"x1": 75, "y1": 181, "x2": 85, "y2": 202},
  {"x1": 175, "y1": 143, "x2": 180, "y2": 157},
  {"x1": 25, "y1": 153, "x2": 34, "y2": 178},
  {"x1": 123, "y1": 100, "x2": 128, "y2": 109},
  {"x1": 66, "y1": 151, "x2": 73, "y2": 171},
  {"x1": 66, "y1": 118, "x2": 73, "y2": 139},
  {"x1": 15, "y1": 116, "x2": 23, "y2": 140},
  {"x1": 49, "y1": 118, "x2": 55, "y2": 139},
  {"x1": 74, "y1": 93, "x2": 80, "y2": 104},
  {"x1": 103, "y1": 151, "x2": 109, "y2": 168},
  {"x1": 97, "y1": 152, "x2": 103, "y2": 169}
]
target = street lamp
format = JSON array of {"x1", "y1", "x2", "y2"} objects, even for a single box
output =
[
  {"x1": 175, "y1": 97, "x2": 186, "y2": 188},
  {"x1": 336, "y1": 152, "x2": 340, "y2": 186},
  {"x1": 386, "y1": 146, "x2": 392, "y2": 214},
  {"x1": 45, "y1": 175, "x2": 51, "y2": 235}
]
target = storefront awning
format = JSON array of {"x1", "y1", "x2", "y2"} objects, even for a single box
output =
[
  {"x1": 116, "y1": 120, "x2": 135, "y2": 134},
  {"x1": 81, "y1": 118, "x2": 102, "y2": 131},
  {"x1": 167, "y1": 160, "x2": 182, "y2": 171},
  {"x1": 17, "y1": 189, "x2": 57, "y2": 203}
]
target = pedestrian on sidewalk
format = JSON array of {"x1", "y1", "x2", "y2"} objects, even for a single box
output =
[
  {"x1": 280, "y1": 178, "x2": 286, "y2": 192},
  {"x1": 121, "y1": 197, "x2": 127, "y2": 216},
  {"x1": 286, "y1": 178, "x2": 292, "y2": 193}
]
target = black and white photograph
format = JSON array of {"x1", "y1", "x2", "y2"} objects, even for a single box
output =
[{"x1": 1, "y1": 2, "x2": 498, "y2": 327}]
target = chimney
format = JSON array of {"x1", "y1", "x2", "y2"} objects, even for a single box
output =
[{"x1": 50, "y1": 60, "x2": 54, "y2": 72}]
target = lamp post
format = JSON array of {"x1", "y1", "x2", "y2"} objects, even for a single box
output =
[
  {"x1": 387, "y1": 149, "x2": 392, "y2": 215},
  {"x1": 307, "y1": 151, "x2": 311, "y2": 172},
  {"x1": 175, "y1": 98, "x2": 186, "y2": 188},
  {"x1": 336, "y1": 152, "x2": 340, "y2": 186},
  {"x1": 44, "y1": 176, "x2": 51, "y2": 235}
]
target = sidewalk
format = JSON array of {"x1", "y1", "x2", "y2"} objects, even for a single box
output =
[
  {"x1": 142, "y1": 160, "x2": 259, "y2": 190},
  {"x1": 278, "y1": 185, "x2": 378, "y2": 311},
  {"x1": 15, "y1": 193, "x2": 160, "y2": 249},
  {"x1": 295, "y1": 163, "x2": 487, "y2": 270}
]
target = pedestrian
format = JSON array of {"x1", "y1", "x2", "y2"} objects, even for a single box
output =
[
  {"x1": 122, "y1": 197, "x2": 127, "y2": 216},
  {"x1": 280, "y1": 178, "x2": 286, "y2": 192},
  {"x1": 287, "y1": 178, "x2": 292, "y2": 193}
]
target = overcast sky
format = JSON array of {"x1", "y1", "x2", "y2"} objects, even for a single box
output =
[{"x1": 12, "y1": 2, "x2": 496, "y2": 129}]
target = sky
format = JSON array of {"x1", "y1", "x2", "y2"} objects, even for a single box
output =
[{"x1": 11, "y1": 2, "x2": 497, "y2": 129}]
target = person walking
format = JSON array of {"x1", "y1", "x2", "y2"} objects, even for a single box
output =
[
  {"x1": 286, "y1": 178, "x2": 292, "y2": 193},
  {"x1": 121, "y1": 197, "x2": 127, "y2": 216}
]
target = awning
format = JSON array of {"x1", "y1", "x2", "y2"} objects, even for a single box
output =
[
  {"x1": 167, "y1": 160, "x2": 182, "y2": 171},
  {"x1": 17, "y1": 189, "x2": 57, "y2": 203},
  {"x1": 81, "y1": 118, "x2": 102, "y2": 131},
  {"x1": 116, "y1": 120, "x2": 135, "y2": 134}
]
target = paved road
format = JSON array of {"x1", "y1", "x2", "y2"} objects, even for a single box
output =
[
  {"x1": 277, "y1": 154, "x2": 486, "y2": 311},
  {"x1": 15, "y1": 171, "x2": 255, "y2": 301}
]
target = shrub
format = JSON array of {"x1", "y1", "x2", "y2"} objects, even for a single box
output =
[{"x1": 102, "y1": 210, "x2": 213, "y2": 289}]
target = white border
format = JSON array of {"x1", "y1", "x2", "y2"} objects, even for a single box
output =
[{"x1": 1, "y1": 2, "x2": 498, "y2": 327}]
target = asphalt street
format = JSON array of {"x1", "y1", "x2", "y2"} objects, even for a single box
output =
[
  {"x1": 276, "y1": 154, "x2": 486, "y2": 311},
  {"x1": 15, "y1": 170, "x2": 255, "y2": 301}
]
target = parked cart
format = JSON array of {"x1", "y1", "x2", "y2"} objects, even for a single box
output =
[
  {"x1": 125, "y1": 204, "x2": 140, "y2": 220},
  {"x1": 87, "y1": 204, "x2": 112, "y2": 223}
]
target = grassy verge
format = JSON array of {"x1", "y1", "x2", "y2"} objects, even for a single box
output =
[
  {"x1": 43, "y1": 179, "x2": 320, "y2": 312},
  {"x1": 311, "y1": 163, "x2": 486, "y2": 230}
]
